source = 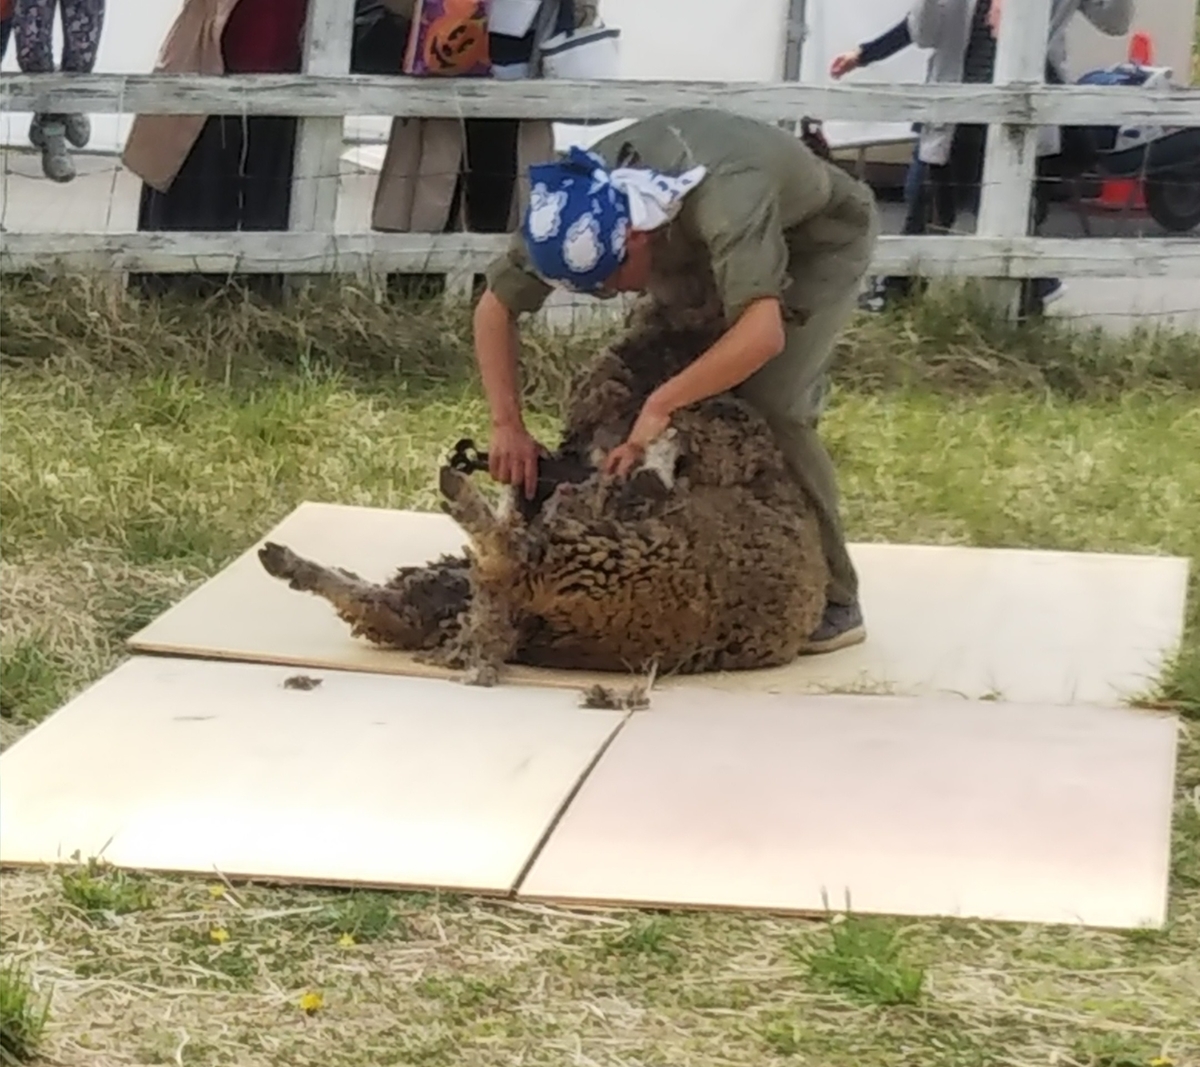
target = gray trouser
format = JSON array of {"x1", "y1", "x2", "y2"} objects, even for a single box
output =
[{"x1": 735, "y1": 290, "x2": 863, "y2": 607}]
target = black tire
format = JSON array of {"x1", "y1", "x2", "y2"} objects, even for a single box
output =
[{"x1": 1145, "y1": 168, "x2": 1200, "y2": 233}]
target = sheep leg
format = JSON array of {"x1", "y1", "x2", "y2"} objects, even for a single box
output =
[
  {"x1": 258, "y1": 542, "x2": 459, "y2": 650},
  {"x1": 438, "y1": 466, "x2": 500, "y2": 540},
  {"x1": 431, "y1": 585, "x2": 521, "y2": 687},
  {"x1": 259, "y1": 541, "x2": 374, "y2": 600}
]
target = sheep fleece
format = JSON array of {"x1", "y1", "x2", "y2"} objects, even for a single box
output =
[{"x1": 257, "y1": 300, "x2": 829, "y2": 683}]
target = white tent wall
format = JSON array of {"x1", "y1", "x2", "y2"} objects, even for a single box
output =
[
  {"x1": 800, "y1": 0, "x2": 930, "y2": 153},
  {"x1": 0, "y1": 0, "x2": 793, "y2": 155},
  {"x1": 1, "y1": 0, "x2": 1194, "y2": 157}
]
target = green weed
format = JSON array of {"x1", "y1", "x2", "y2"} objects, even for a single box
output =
[{"x1": 0, "y1": 961, "x2": 50, "y2": 1064}]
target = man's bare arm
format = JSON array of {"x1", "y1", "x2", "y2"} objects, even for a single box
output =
[{"x1": 472, "y1": 289, "x2": 542, "y2": 499}]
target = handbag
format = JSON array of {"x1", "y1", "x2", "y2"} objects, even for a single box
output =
[
  {"x1": 403, "y1": 0, "x2": 493, "y2": 77},
  {"x1": 534, "y1": 0, "x2": 618, "y2": 80}
]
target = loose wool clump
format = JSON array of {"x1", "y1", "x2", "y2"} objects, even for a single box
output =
[{"x1": 258, "y1": 298, "x2": 829, "y2": 686}]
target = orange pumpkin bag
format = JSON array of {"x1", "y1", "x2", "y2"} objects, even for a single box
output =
[{"x1": 403, "y1": 0, "x2": 493, "y2": 77}]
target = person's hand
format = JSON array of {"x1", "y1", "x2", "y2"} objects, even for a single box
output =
[
  {"x1": 829, "y1": 48, "x2": 862, "y2": 79},
  {"x1": 603, "y1": 399, "x2": 673, "y2": 479},
  {"x1": 488, "y1": 422, "x2": 545, "y2": 501},
  {"x1": 987, "y1": 0, "x2": 1002, "y2": 37}
]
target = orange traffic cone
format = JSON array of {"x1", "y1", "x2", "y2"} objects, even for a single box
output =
[
  {"x1": 1091, "y1": 30, "x2": 1153, "y2": 212},
  {"x1": 1094, "y1": 177, "x2": 1146, "y2": 211},
  {"x1": 1128, "y1": 31, "x2": 1152, "y2": 65}
]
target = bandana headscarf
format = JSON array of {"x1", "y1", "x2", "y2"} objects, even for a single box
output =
[{"x1": 521, "y1": 146, "x2": 707, "y2": 293}]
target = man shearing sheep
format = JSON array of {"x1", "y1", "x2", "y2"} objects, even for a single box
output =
[{"x1": 471, "y1": 107, "x2": 880, "y2": 655}]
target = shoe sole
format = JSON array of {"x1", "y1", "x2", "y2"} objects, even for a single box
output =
[
  {"x1": 42, "y1": 152, "x2": 75, "y2": 182},
  {"x1": 65, "y1": 122, "x2": 90, "y2": 150},
  {"x1": 798, "y1": 624, "x2": 867, "y2": 656}
]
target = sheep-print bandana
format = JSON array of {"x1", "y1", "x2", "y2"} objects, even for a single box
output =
[{"x1": 521, "y1": 145, "x2": 707, "y2": 293}]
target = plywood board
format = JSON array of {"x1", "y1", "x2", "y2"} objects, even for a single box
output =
[
  {"x1": 0, "y1": 656, "x2": 623, "y2": 893},
  {"x1": 518, "y1": 689, "x2": 1179, "y2": 928},
  {"x1": 126, "y1": 501, "x2": 1190, "y2": 707}
]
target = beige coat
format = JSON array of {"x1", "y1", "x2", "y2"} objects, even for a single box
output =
[
  {"x1": 371, "y1": 0, "x2": 597, "y2": 233},
  {"x1": 371, "y1": 119, "x2": 555, "y2": 232},
  {"x1": 121, "y1": 0, "x2": 245, "y2": 192}
]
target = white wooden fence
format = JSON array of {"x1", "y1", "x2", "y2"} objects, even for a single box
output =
[{"x1": 1, "y1": 0, "x2": 1199, "y2": 304}]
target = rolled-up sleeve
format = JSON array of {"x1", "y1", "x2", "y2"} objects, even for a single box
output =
[
  {"x1": 685, "y1": 172, "x2": 793, "y2": 325},
  {"x1": 484, "y1": 232, "x2": 554, "y2": 316}
]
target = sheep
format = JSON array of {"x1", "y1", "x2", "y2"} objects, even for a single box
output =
[{"x1": 258, "y1": 296, "x2": 829, "y2": 686}]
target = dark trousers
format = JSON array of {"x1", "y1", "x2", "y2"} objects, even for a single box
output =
[
  {"x1": 455, "y1": 118, "x2": 521, "y2": 234},
  {"x1": 129, "y1": 114, "x2": 298, "y2": 301},
  {"x1": 875, "y1": 142, "x2": 930, "y2": 301},
  {"x1": 874, "y1": 125, "x2": 1057, "y2": 311}
]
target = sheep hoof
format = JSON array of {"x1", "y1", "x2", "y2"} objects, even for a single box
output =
[
  {"x1": 259, "y1": 541, "x2": 301, "y2": 581},
  {"x1": 259, "y1": 541, "x2": 339, "y2": 593}
]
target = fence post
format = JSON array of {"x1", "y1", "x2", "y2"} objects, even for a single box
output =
[
  {"x1": 975, "y1": 0, "x2": 1052, "y2": 317},
  {"x1": 778, "y1": 0, "x2": 807, "y2": 134},
  {"x1": 289, "y1": 0, "x2": 356, "y2": 239}
]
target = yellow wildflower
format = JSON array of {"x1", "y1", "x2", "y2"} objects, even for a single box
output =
[
  {"x1": 337, "y1": 933, "x2": 356, "y2": 948},
  {"x1": 299, "y1": 991, "x2": 324, "y2": 1015},
  {"x1": 208, "y1": 884, "x2": 226, "y2": 899},
  {"x1": 209, "y1": 927, "x2": 230, "y2": 944},
  {"x1": 1149, "y1": 1058, "x2": 1174, "y2": 1067}
]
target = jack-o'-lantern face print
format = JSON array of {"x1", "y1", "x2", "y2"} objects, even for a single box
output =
[{"x1": 422, "y1": 0, "x2": 489, "y2": 74}]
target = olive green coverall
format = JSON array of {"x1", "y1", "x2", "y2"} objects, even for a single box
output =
[{"x1": 484, "y1": 107, "x2": 881, "y2": 609}]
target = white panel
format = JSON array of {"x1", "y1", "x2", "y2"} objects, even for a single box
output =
[
  {"x1": 0, "y1": 657, "x2": 624, "y2": 892},
  {"x1": 519, "y1": 688, "x2": 1180, "y2": 928}
]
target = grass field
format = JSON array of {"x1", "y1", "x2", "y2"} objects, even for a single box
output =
[{"x1": 1, "y1": 277, "x2": 1198, "y2": 1067}]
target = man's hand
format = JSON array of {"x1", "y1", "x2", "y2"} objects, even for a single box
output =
[
  {"x1": 474, "y1": 290, "x2": 542, "y2": 495},
  {"x1": 987, "y1": 0, "x2": 1002, "y2": 36},
  {"x1": 829, "y1": 48, "x2": 862, "y2": 79},
  {"x1": 489, "y1": 422, "x2": 546, "y2": 501},
  {"x1": 603, "y1": 398, "x2": 672, "y2": 479}
]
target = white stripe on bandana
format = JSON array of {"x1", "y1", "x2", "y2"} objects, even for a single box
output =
[{"x1": 593, "y1": 162, "x2": 708, "y2": 232}]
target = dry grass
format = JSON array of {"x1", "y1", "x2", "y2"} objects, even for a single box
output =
[
  {"x1": 1, "y1": 276, "x2": 1198, "y2": 1066},
  {"x1": 3, "y1": 274, "x2": 1198, "y2": 404},
  {"x1": 3, "y1": 866, "x2": 1198, "y2": 1067}
]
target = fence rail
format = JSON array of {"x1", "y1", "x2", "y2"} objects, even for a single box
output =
[
  {"x1": 4, "y1": 73, "x2": 1200, "y2": 125},
  {"x1": 3, "y1": 233, "x2": 1200, "y2": 279},
  {"x1": 1, "y1": 0, "x2": 1199, "y2": 304}
]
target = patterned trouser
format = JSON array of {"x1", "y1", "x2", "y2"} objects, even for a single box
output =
[{"x1": 13, "y1": 0, "x2": 104, "y2": 73}]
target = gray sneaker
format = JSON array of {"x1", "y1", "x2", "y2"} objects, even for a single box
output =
[
  {"x1": 38, "y1": 120, "x2": 76, "y2": 183},
  {"x1": 64, "y1": 113, "x2": 91, "y2": 149},
  {"x1": 800, "y1": 600, "x2": 867, "y2": 655}
]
